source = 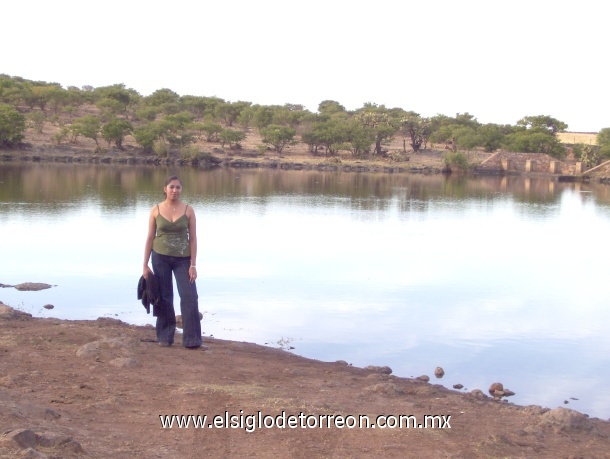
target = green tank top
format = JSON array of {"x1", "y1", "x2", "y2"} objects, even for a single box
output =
[{"x1": 152, "y1": 205, "x2": 191, "y2": 257}]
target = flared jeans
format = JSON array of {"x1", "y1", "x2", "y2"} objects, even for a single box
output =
[{"x1": 151, "y1": 251, "x2": 202, "y2": 347}]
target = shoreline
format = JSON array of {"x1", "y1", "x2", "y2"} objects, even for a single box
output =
[
  {"x1": 3, "y1": 141, "x2": 610, "y2": 184},
  {"x1": 1, "y1": 302, "x2": 609, "y2": 457}
]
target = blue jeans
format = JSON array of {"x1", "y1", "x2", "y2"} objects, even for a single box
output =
[{"x1": 151, "y1": 251, "x2": 202, "y2": 347}]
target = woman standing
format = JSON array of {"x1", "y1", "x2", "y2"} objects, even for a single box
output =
[{"x1": 143, "y1": 176, "x2": 205, "y2": 349}]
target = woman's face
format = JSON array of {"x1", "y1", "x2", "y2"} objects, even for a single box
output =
[{"x1": 164, "y1": 180, "x2": 182, "y2": 200}]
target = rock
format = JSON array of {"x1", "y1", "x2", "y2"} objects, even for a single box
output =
[
  {"x1": 1, "y1": 429, "x2": 37, "y2": 449},
  {"x1": 0, "y1": 304, "x2": 32, "y2": 320},
  {"x1": 43, "y1": 304, "x2": 54, "y2": 310},
  {"x1": 537, "y1": 407, "x2": 593, "y2": 433},
  {"x1": 364, "y1": 365, "x2": 392, "y2": 375},
  {"x1": 470, "y1": 389, "x2": 488, "y2": 399},
  {"x1": 14, "y1": 282, "x2": 53, "y2": 291},
  {"x1": 416, "y1": 375, "x2": 430, "y2": 383},
  {"x1": 44, "y1": 408, "x2": 61, "y2": 419},
  {"x1": 453, "y1": 384, "x2": 464, "y2": 390},
  {"x1": 488, "y1": 382, "x2": 504, "y2": 398},
  {"x1": 434, "y1": 367, "x2": 445, "y2": 378}
]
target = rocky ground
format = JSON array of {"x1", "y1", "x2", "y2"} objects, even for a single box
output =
[{"x1": 1, "y1": 302, "x2": 609, "y2": 459}]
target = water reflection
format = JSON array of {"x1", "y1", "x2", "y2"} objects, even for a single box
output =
[{"x1": 1, "y1": 163, "x2": 610, "y2": 419}]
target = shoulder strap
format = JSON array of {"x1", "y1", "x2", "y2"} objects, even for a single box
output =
[{"x1": 184, "y1": 204, "x2": 189, "y2": 215}]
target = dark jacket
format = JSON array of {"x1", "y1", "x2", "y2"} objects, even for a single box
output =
[{"x1": 137, "y1": 274, "x2": 166, "y2": 317}]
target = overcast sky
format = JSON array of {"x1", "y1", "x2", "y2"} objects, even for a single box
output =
[{"x1": 3, "y1": 0, "x2": 607, "y2": 132}]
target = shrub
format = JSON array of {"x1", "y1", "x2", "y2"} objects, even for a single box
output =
[{"x1": 442, "y1": 151, "x2": 469, "y2": 172}]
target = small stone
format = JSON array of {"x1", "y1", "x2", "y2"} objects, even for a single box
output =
[
  {"x1": 453, "y1": 384, "x2": 464, "y2": 390},
  {"x1": 489, "y1": 382, "x2": 504, "y2": 397},
  {"x1": 416, "y1": 375, "x2": 430, "y2": 383},
  {"x1": 434, "y1": 367, "x2": 445, "y2": 378},
  {"x1": 43, "y1": 304, "x2": 54, "y2": 310}
]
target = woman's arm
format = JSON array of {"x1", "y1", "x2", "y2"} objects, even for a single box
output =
[
  {"x1": 143, "y1": 206, "x2": 157, "y2": 278},
  {"x1": 187, "y1": 205, "x2": 197, "y2": 283}
]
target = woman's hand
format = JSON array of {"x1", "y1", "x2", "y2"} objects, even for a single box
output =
[
  {"x1": 189, "y1": 266, "x2": 197, "y2": 283},
  {"x1": 143, "y1": 265, "x2": 153, "y2": 279}
]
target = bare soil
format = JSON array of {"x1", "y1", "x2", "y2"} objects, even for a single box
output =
[{"x1": 1, "y1": 303, "x2": 609, "y2": 459}]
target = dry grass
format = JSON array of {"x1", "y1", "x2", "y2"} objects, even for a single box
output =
[{"x1": 557, "y1": 131, "x2": 597, "y2": 145}]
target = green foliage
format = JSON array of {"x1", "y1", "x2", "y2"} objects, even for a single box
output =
[
  {"x1": 153, "y1": 139, "x2": 170, "y2": 157},
  {"x1": 215, "y1": 101, "x2": 251, "y2": 127},
  {"x1": 302, "y1": 118, "x2": 349, "y2": 155},
  {"x1": 180, "y1": 144, "x2": 200, "y2": 160},
  {"x1": 133, "y1": 123, "x2": 163, "y2": 153},
  {"x1": 145, "y1": 88, "x2": 180, "y2": 107},
  {"x1": 478, "y1": 124, "x2": 505, "y2": 152},
  {"x1": 135, "y1": 106, "x2": 158, "y2": 122},
  {"x1": 517, "y1": 115, "x2": 568, "y2": 134},
  {"x1": 400, "y1": 113, "x2": 430, "y2": 152},
  {"x1": 199, "y1": 122, "x2": 223, "y2": 142},
  {"x1": 260, "y1": 124, "x2": 296, "y2": 153},
  {"x1": 354, "y1": 105, "x2": 399, "y2": 155},
  {"x1": 102, "y1": 117, "x2": 133, "y2": 149},
  {"x1": 219, "y1": 129, "x2": 246, "y2": 149},
  {"x1": 572, "y1": 144, "x2": 601, "y2": 167},
  {"x1": 0, "y1": 103, "x2": 26, "y2": 147},
  {"x1": 27, "y1": 111, "x2": 46, "y2": 134},
  {"x1": 597, "y1": 128, "x2": 610, "y2": 149},
  {"x1": 346, "y1": 120, "x2": 374, "y2": 156},
  {"x1": 71, "y1": 115, "x2": 102, "y2": 147},
  {"x1": 442, "y1": 151, "x2": 469, "y2": 172},
  {"x1": 504, "y1": 130, "x2": 566, "y2": 159}
]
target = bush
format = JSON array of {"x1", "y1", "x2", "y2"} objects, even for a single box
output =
[
  {"x1": 181, "y1": 144, "x2": 200, "y2": 160},
  {"x1": 442, "y1": 151, "x2": 469, "y2": 171},
  {"x1": 0, "y1": 104, "x2": 26, "y2": 147},
  {"x1": 153, "y1": 140, "x2": 170, "y2": 157}
]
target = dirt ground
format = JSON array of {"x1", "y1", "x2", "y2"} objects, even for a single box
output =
[{"x1": 1, "y1": 303, "x2": 609, "y2": 459}]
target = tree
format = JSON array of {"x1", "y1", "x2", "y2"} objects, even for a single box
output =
[
  {"x1": 346, "y1": 120, "x2": 374, "y2": 157},
  {"x1": 478, "y1": 124, "x2": 507, "y2": 152},
  {"x1": 260, "y1": 124, "x2": 297, "y2": 153},
  {"x1": 400, "y1": 113, "x2": 430, "y2": 153},
  {"x1": 219, "y1": 129, "x2": 246, "y2": 149},
  {"x1": 145, "y1": 88, "x2": 180, "y2": 107},
  {"x1": 215, "y1": 101, "x2": 251, "y2": 127},
  {"x1": 355, "y1": 105, "x2": 399, "y2": 155},
  {"x1": 102, "y1": 117, "x2": 133, "y2": 149},
  {"x1": 72, "y1": 115, "x2": 102, "y2": 147},
  {"x1": 516, "y1": 115, "x2": 568, "y2": 135},
  {"x1": 134, "y1": 122, "x2": 163, "y2": 153},
  {"x1": 597, "y1": 127, "x2": 610, "y2": 158},
  {"x1": 0, "y1": 103, "x2": 26, "y2": 147},
  {"x1": 318, "y1": 100, "x2": 346, "y2": 116},
  {"x1": 302, "y1": 118, "x2": 349, "y2": 156},
  {"x1": 198, "y1": 122, "x2": 223, "y2": 142},
  {"x1": 504, "y1": 129, "x2": 566, "y2": 158}
]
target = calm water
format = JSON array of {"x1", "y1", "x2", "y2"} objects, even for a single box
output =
[{"x1": 1, "y1": 163, "x2": 610, "y2": 419}]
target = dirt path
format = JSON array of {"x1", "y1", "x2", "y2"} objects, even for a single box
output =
[{"x1": 1, "y1": 303, "x2": 609, "y2": 458}]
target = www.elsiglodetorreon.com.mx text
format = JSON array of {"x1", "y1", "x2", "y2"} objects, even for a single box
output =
[{"x1": 159, "y1": 411, "x2": 451, "y2": 432}]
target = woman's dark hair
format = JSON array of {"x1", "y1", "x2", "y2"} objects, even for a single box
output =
[{"x1": 163, "y1": 176, "x2": 182, "y2": 198}]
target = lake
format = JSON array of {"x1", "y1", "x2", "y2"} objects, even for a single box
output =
[{"x1": 1, "y1": 163, "x2": 609, "y2": 419}]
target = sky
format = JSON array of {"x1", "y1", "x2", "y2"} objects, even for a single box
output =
[{"x1": 2, "y1": 0, "x2": 608, "y2": 132}]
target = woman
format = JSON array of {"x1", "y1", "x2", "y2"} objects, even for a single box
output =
[{"x1": 143, "y1": 176, "x2": 205, "y2": 349}]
